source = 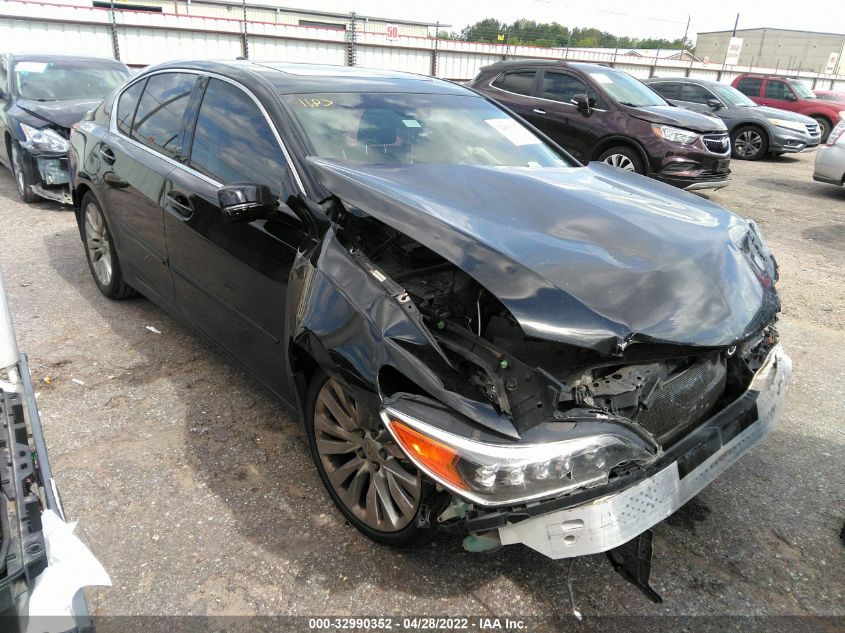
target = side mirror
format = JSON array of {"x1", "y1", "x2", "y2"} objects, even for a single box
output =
[
  {"x1": 218, "y1": 183, "x2": 278, "y2": 223},
  {"x1": 785, "y1": 93, "x2": 797, "y2": 101},
  {"x1": 570, "y1": 93, "x2": 593, "y2": 115},
  {"x1": 0, "y1": 90, "x2": 7, "y2": 101},
  {"x1": 706, "y1": 98, "x2": 723, "y2": 109}
]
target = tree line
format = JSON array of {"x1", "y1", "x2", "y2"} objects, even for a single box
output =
[{"x1": 438, "y1": 18, "x2": 691, "y2": 51}]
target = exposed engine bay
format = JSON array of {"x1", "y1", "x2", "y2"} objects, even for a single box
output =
[{"x1": 336, "y1": 212, "x2": 779, "y2": 449}]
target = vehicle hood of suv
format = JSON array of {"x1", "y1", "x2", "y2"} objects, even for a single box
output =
[
  {"x1": 308, "y1": 158, "x2": 779, "y2": 354},
  {"x1": 13, "y1": 98, "x2": 101, "y2": 130},
  {"x1": 627, "y1": 104, "x2": 726, "y2": 132},
  {"x1": 754, "y1": 105, "x2": 817, "y2": 124}
]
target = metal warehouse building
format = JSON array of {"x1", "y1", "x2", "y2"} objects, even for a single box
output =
[
  {"x1": 91, "y1": 0, "x2": 439, "y2": 36},
  {"x1": 695, "y1": 28, "x2": 845, "y2": 73}
]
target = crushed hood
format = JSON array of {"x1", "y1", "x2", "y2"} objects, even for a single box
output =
[
  {"x1": 308, "y1": 158, "x2": 779, "y2": 355},
  {"x1": 626, "y1": 105, "x2": 726, "y2": 132},
  {"x1": 14, "y1": 98, "x2": 101, "y2": 130}
]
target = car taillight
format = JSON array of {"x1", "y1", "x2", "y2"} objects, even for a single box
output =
[{"x1": 827, "y1": 122, "x2": 845, "y2": 146}]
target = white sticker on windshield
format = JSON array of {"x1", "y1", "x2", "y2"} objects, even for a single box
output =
[
  {"x1": 15, "y1": 62, "x2": 47, "y2": 73},
  {"x1": 402, "y1": 119, "x2": 421, "y2": 128},
  {"x1": 589, "y1": 72, "x2": 614, "y2": 84},
  {"x1": 484, "y1": 118, "x2": 540, "y2": 146}
]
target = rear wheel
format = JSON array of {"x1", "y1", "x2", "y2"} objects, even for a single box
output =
[
  {"x1": 597, "y1": 146, "x2": 645, "y2": 174},
  {"x1": 305, "y1": 372, "x2": 434, "y2": 546},
  {"x1": 813, "y1": 116, "x2": 832, "y2": 143},
  {"x1": 731, "y1": 125, "x2": 768, "y2": 160},
  {"x1": 81, "y1": 193, "x2": 135, "y2": 299},
  {"x1": 10, "y1": 142, "x2": 37, "y2": 203}
]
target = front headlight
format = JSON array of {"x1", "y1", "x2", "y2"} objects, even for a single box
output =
[
  {"x1": 746, "y1": 219, "x2": 777, "y2": 282},
  {"x1": 382, "y1": 409, "x2": 653, "y2": 506},
  {"x1": 18, "y1": 123, "x2": 69, "y2": 153},
  {"x1": 652, "y1": 124, "x2": 699, "y2": 144},
  {"x1": 767, "y1": 118, "x2": 809, "y2": 133}
]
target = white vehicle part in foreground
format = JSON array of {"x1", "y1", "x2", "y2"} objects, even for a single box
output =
[
  {"x1": 26, "y1": 511, "x2": 112, "y2": 633},
  {"x1": 498, "y1": 344, "x2": 791, "y2": 559}
]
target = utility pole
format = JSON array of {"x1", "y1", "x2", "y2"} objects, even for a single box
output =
[
  {"x1": 732, "y1": 13, "x2": 739, "y2": 37},
  {"x1": 430, "y1": 21, "x2": 439, "y2": 77},
  {"x1": 109, "y1": 0, "x2": 120, "y2": 61},
  {"x1": 682, "y1": 14, "x2": 690, "y2": 56},
  {"x1": 346, "y1": 12, "x2": 357, "y2": 67},
  {"x1": 241, "y1": 0, "x2": 249, "y2": 59}
]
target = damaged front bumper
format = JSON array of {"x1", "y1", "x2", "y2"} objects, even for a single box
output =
[
  {"x1": 491, "y1": 344, "x2": 791, "y2": 558},
  {"x1": 31, "y1": 154, "x2": 73, "y2": 205}
]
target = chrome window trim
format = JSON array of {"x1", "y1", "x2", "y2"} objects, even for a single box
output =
[
  {"x1": 487, "y1": 73, "x2": 608, "y2": 113},
  {"x1": 488, "y1": 71, "x2": 537, "y2": 100},
  {"x1": 110, "y1": 68, "x2": 307, "y2": 196}
]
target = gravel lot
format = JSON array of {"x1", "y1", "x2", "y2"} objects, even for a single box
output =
[{"x1": 1, "y1": 153, "x2": 843, "y2": 628}]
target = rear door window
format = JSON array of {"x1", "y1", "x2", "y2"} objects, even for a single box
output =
[
  {"x1": 491, "y1": 71, "x2": 536, "y2": 96},
  {"x1": 131, "y1": 72, "x2": 197, "y2": 160},
  {"x1": 116, "y1": 79, "x2": 146, "y2": 136},
  {"x1": 188, "y1": 78, "x2": 292, "y2": 198},
  {"x1": 736, "y1": 77, "x2": 763, "y2": 97},
  {"x1": 681, "y1": 83, "x2": 716, "y2": 104}
]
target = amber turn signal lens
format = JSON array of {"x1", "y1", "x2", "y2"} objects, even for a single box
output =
[{"x1": 388, "y1": 419, "x2": 466, "y2": 492}]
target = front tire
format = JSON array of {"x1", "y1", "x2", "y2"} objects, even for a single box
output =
[
  {"x1": 597, "y1": 146, "x2": 645, "y2": 174},
  {"x1": 731, "y1": 125, "x2": 768, "y2": 160},
  {"x1": 813, "y1": 116, "x2": 832, "y2": 143},
  {"x1": 81, "y1": 193, "x2": 135, "y2": 299},
  {"x1": 10, "y1": 142, "x2": 38, "y2": 203},
  {"x1": 305, "y1": 371, "x2": 435, "y2": 546}
]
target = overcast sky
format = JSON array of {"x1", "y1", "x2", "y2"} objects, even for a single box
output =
[{"x1": 299, "y1": 0, "x2": 840, "y2": 41}]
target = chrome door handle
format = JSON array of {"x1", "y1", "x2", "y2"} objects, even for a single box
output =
[
  {"x1": 533, "y1": 108, "x2": 546, "y2": 115},
  {"x1": 99, "y1": 145, "x2": 116, "y2": 165},
  {"x1": 164, "y1": 192, "x2": 194, "y2": 220}
]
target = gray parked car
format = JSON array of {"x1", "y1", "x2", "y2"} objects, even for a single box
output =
[
  {"x1": 645, "y1": 78, "x2": 821, "y2": 160},
  {"x1": 813, "y1": 121, "x2": 845, "y2": 186}
]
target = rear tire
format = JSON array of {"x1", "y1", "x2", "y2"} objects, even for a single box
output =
[
  {"x1": 731, "y1": 125, "x2": 768, "y2": 160},
  {"x1": 813, "y1": 116, "x2": 832, "y2": 143},
  {"x1": 305, "y1": 370, "x2": 436, "y2": 547},
  {"x1": 597, "y1": 146, "x2": 645, "y2": 174},
  {"x1": 10, "y1": 142, "x2": 38, "y2": 203},
  {"x1": 81, "y1": 192, "x2": 136, "y2": 300}
]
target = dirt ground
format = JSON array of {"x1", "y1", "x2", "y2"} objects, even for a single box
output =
[{"x1": 0, "y1": 152, "x2": 843, "y2": 628}]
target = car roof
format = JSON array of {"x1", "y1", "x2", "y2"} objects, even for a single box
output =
[
  {"x1": 142, "y1": 60, "x2": 470, "y2": 95},
  {"x1": 646, "y1": 77, "x2": 722, "y2": 88},
  {"x1": 479, "y1": 59, "x2": 614, "y2": 73},
  {"x1": 735, "y1": 73, "x2": 802, "y2": 81},
  {"x1": 7, "y1": 53, "x2": 126, "y2": 66}
]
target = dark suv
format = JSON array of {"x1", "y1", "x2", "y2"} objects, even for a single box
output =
[{"x1": 470, "y1": 60, "x2": 731, "y2": 191}]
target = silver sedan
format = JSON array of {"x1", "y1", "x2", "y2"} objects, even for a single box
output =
[{"x1": 814, "y1": 121, "x2": 845, "y2": 186}]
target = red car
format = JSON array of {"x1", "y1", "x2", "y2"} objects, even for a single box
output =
[{"x1": 732, "y1": 74, "x2": 844, "y2": 142}]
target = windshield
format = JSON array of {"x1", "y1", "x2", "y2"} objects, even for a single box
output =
[
  {"x1": 788, "y1": 81, "x2": 816, "y2": 99},
  {"x1": 712, "y1": 84, "x2": 757, "y2": 107},
  {"x1": 12, "y1": 60, "x2": 129, "y2": 101},
  {"x1": 282, "y1": 92, "x2": 571, "y2": 168},
  {"x1": 585, "y1": 68, "x2": 666, "y2": 107}
]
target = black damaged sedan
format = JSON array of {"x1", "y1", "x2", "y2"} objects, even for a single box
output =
[
  {"x1": 69, "y1": 61, "x2": 791, "y2": 590},
  {"x1": 0, "y1": 53, "x2": 129, "y2": 204}
]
